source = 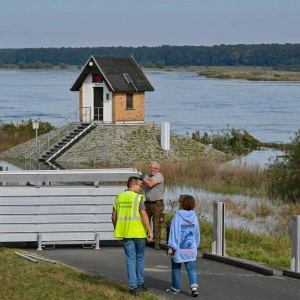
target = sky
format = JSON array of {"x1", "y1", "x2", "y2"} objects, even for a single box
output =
[{"x1": 0, "y1": 0, "x2": 299, "y2": 49}]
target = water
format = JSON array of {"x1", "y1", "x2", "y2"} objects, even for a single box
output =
[
  {"x1": 164, "y1": 186, "x2": 282, "y2": 236},
  {"x1": 0, "y1": 69, "x2": 299, "y2": 144}
]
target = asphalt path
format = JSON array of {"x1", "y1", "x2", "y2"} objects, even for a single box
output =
[{"x1": 24, "y1": 241, "x2": 300, "y2": 300}]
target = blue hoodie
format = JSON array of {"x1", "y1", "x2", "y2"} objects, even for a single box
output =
[{"x1": 168, "y1": 210, "x2": 200, "y2": 263}]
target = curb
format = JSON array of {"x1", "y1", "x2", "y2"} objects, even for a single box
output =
[
  {"x1": 159, "y1": 243, "x2": 300, "y2": 280},
  {"x1": 159, "y1": 242, "x2": 274, "y2": 276},
  {"x1": 201, "y1": 252, "x2": 274, "y2": 276},
  {"x1": 282, "y1": 269, "x2": 300, "y2": 280}
]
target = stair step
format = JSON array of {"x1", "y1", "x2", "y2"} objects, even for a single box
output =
[{"x1": 38, "y1": 122, "x2": 95, "y2": 162}]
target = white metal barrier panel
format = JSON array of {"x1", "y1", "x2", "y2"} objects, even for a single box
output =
[{"x1": 0, "y1": 168, "x2": 139, "y2": 250}]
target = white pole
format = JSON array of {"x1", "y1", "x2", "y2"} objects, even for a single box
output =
[
  {"x1": 212, "y1": 202, "x2": 226, "y2": 256},
  {"x1": 35, "y1": 129, "x2": 38, "y2": 153},
  {"x1": 291, "y1": 215, "x2": 300, "y2": 272},
  {"x1": 161, "y1": 122, "x2": 170, "y2": 151}
]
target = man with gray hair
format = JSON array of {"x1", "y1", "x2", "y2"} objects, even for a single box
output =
[{"x1": 140, "y1": 161, "x2": 164, "y2": 250}]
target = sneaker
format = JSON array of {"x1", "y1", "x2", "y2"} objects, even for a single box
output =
[
  {"x1": 129, "y1": 288, "x2": 140, "y2": 296},
  {"x1": 137, "y1": 283, "x2": 148, "y2": 292},
  {"x1": 191, "y1": 287, "x2": 199, "y2": 297},
  {"x1": 154, "y1": 243, "x2": 160, "y2": 250},
  {"x1": 166, "y1": 288, "x2": 179, "y2": 295}
]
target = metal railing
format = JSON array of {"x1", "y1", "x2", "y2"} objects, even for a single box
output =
[
  {"x1": 94, "y1": 106, "x2": 103, "y2": 121},
  {"x1": 24, "y1": 107, "x2": 91, "y2": 160}
]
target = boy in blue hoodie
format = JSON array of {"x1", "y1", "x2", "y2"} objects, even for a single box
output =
[{"x1": 167, "y1": 195, "x2": 200, "y2": 297}]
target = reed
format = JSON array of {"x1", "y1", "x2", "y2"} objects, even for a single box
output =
[
  {"x1": 0, "y1": 120, "x2": 54, "y2": 152},
  {"x1": 137, "y1": 158, "x2": 266, "y2": 196}
]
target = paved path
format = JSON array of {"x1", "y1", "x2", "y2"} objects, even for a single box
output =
[{"x1": 25, "y1": 241, "x2": 300, "y2": 300}]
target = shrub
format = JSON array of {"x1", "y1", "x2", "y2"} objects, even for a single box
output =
[
  {"x1": 266, "y1": 129, "x2": 300, "y2": 203},
  {"x1": 0, "y1": 119, "x2": 54, "y2": 151},
  {"x1": 191, "y1": 126, "x2": 261, "y2": 155}
]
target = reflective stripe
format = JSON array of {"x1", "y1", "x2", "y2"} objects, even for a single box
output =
[{"x1": 117, "y1": 194, "x2": 141, "y2": 221}]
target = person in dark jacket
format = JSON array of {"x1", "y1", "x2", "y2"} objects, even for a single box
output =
[{"x1": 166, "y1": 195, "x2": 200, "y2": 297}]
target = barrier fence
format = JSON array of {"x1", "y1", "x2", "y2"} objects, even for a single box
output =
[{"x1": 0, "y1": 168, "x2": 138, "y2": 250}]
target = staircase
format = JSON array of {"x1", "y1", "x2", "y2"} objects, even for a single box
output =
[{"x1": 38, "y1": 122, "x2": 96, "y2": 162}]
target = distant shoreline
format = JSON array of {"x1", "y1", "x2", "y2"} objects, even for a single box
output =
[{"x1": 1, "y1": 65, "x2": 300, "y2": 81}]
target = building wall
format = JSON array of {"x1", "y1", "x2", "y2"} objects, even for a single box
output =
[
  {"x1": 112, "y1": 92, "x2": 145, "y2": 122},
  {"x1": 79, "y1": 86, "x2": 83, "y2": 122},
  {"x1": 81, "y1": 74, "x2": 112, "y2": 123}
]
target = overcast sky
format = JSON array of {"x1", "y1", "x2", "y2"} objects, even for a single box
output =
[{"x1": 0, "y1": 0, "x2": 299, "y2": 49}]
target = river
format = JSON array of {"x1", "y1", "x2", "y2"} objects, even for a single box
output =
[{"x1": 0, "y1": 69, "x2": 299, "y2": 143}]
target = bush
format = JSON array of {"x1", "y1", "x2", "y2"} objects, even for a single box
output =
[
  {"x1": 191, "y1": 126, "x2": 261, "y2": 155},
  {"x1": 266, "y1": 129, "x2": 300, "y2": 203},
  {"x1": 0, "y1": 119, "x2": 54, "y2": 151}
]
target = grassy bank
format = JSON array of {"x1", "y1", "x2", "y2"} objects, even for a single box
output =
[
  {"x1": 200, "y1": 221, "x2": 291, "y2": 267},
  {"x1": 0, "y1": 248, "x2": 161, "y2": 300},
  {"x1": 161, "y1": 215, "x2": 291, "y2": 268},
  {"x1": 197, "y1": 66, "x2": 300, "y2": 81}
]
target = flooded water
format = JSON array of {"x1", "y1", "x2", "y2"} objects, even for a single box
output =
[{"x1": 164, "y1": 185, "x2": 288, "y2": 236}]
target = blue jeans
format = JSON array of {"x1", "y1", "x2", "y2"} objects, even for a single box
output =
[
  {"x1": 123, "y1": 238, "x2": 146, "y2": 290},
  {"x1": 171, "y1": 259, "x2": 198, "y2": 292}
]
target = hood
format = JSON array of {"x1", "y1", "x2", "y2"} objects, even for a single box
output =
[{"x1": 178, "y1": 210, "x2": 196, "y2": 223}]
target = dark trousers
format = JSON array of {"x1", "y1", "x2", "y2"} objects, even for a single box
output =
[{"x1": 145, "y1": 201, "x2": 164, "y2": 244}]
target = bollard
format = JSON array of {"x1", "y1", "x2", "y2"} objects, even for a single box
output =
[
  {"x1": 291, "y1": 215, "x2": 300, "y2": 272},
  {"x1": 37, "y1": 234, "x2": 43, "y2": 251},
  {"x1": 212, "y1": 202, "x2": 226, "y2": 256}
]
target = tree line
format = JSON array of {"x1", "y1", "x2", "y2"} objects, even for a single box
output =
[{"x1": 0, "y1": 44, "x2": 300, "y2": 68}]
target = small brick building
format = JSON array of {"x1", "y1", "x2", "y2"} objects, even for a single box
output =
[{"x1": 70, "y1": 56, "x2": 154, "y2": 123}]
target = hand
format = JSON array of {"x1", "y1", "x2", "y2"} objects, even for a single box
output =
[
  {"x1": 167, "y1": 248, "x2": 174, "y2": 255},
  {"x1": 147, "y1": 231, "x2": 153, "y2": 242}
]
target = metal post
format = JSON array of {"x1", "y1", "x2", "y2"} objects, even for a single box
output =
[
  {"x1": 32, "y1": 120, "x2": 39, "y2": 156},
  {"x1": 95, "y1": 233, "x2": 100, "y2": 250},
  {"x1": 291, "y1": 215, "x2": 300, "y2": 272},
  {"x1": 212, "y1": 202, "x2": 226, "y2": 256},
  {"x1": 37, "y1": 234, "x2": 43, "y2": 251},
  {"x1": 35, "y1": 128, "x2": 38, "y2": 153},
  {"x1": 161, "y1": 122, "x2": 170, "y2": 151}
]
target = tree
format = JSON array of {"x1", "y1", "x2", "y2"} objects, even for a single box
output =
[
  {"x1": 266, "y1": 130, "x2": 300, "y2": 203},
  {"x1": 155, "y1": 61, "x2": 166, "y2": 69},
  {"x1": 143, "y1": 61, "x2": 155, "y2": 68}
]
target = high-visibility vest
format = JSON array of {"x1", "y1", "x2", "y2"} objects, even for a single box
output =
[{"x1": 113, "y1": 190, "x2": 147, "y2": 238}]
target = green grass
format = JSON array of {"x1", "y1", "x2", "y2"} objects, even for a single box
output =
[
  {"x1": 161, "y1": 215, "x2": 291, "y2": 268},
  {"x1": 0, "y1": 248, "x2": 162, "y2": 300},
  {"x1": 200, "y1": 221, "x2": 290, "y2": 268}
]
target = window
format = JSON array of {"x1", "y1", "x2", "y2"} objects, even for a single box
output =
[
  {"x1": 123, "y1": 73, "x2": 133, "y2": 84},
  {"x1": 126, "y1": 93, "x2": 133, "y2": 109},
  {"x1": 93, "y1": 74, "x2": 103, "y2": 83}
]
